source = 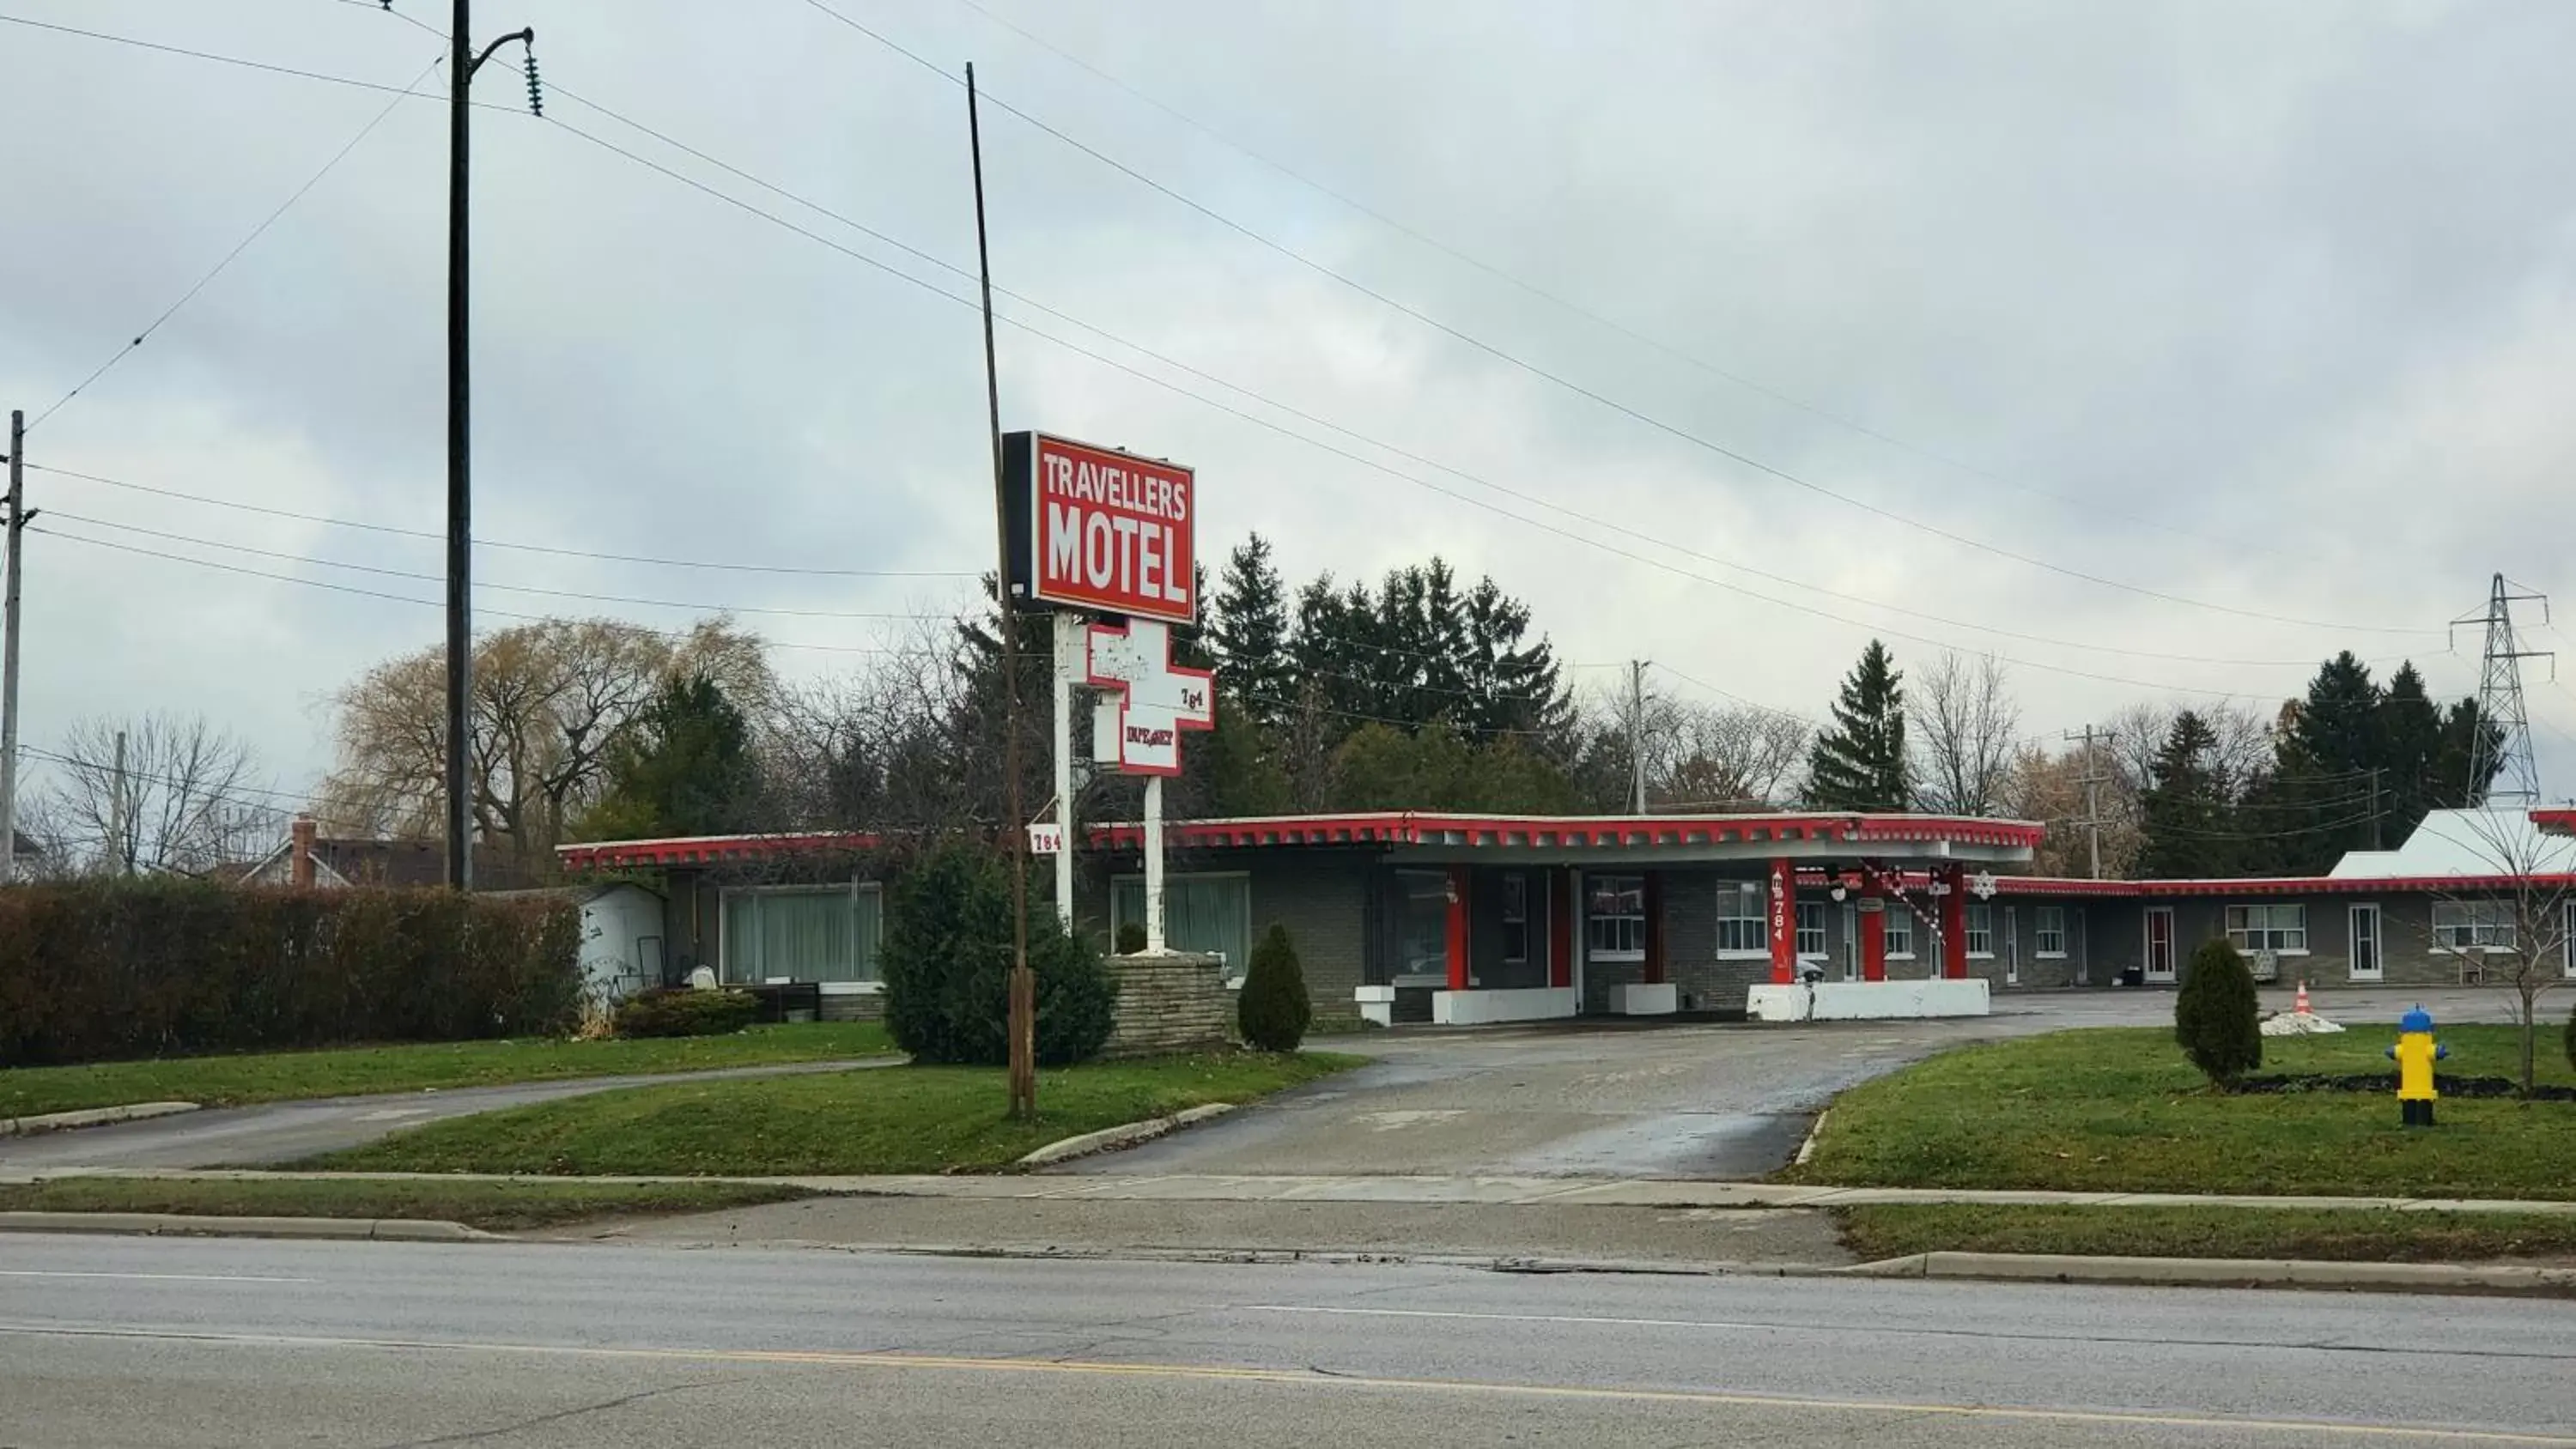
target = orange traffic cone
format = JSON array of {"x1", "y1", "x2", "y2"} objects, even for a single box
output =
[{"x1": 2295, "y1": 979, "x2": 2311, "y2": 1016}]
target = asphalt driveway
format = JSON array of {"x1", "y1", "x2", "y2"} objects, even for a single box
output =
[{"x1": 1054, "y1": 985, "x2": 2519, "y2": 1180}]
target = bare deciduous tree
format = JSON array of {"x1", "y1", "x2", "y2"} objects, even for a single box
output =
[
  {"x1": 2416, "y1": 808, "x2": 2574, "y2": 1096},
  {"x1": 319, "y1": 616, "x2": 774, "y2": 875},
  {"x1": 36, "y1": 713, "x2": 276, "y2": 876},
  {"x1": 1912, "y1": 652, "x2": 2020, "y2": 815}
]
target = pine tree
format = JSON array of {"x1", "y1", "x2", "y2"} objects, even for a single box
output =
[
  {"x1": 575, "y1": 674, "x2": 760, "y2": 840},
  {"x1": 2377, "y1": 663, "x2": 2445, "y2": 845},
  {"x1": 2266, "y1": 652, "x2": 2383, "y2": 872},
  {"x1": 1210, "y1": 535, "x2": 1293, "y2": 733},
  {"x1": 2137, "y1": 710, "x2": 2235, "y2": 877},
  {"x1": 1805, "y1": 640, "x2": 1911, "y2": 810}
]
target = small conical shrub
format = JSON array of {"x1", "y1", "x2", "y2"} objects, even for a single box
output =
[
  {"x1": 2563, "y1": 997, "x2": 2574, "y2": 1076},
  {"x1": 1115, "y1": 920, "x2": 1147, "y2": 955},
  {"x1": 2174, "y1": 936, "x2": 2262, "y2": 1085},
  {"x1": 1237, "y1": 922, "x2": 1312, "y2": 1053}
]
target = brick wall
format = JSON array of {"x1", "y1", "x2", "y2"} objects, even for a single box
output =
[
  {"x1": 1659, "y1": 868, "x2": 1775, "y2": 1013},
  {"x1": 1101, "y1": 950, "x2": 1232, "y2": 1058}
]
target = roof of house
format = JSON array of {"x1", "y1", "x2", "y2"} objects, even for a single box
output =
[{"x1": 235, "y1": 834, "x2": 544, "y2": 890}]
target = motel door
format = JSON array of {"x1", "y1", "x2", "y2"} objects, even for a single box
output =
[
  {"x1": 2143, "y1": 907, "x2": 2177, "y2": 984},
  {"x1": 2348, "y1": 904, "x2": 2384, "y2": 982}
]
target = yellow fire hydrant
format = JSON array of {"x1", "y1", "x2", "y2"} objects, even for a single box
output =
[{"x1": 2386, "y1": 1005, "x2": 2448, "y2": 1128}]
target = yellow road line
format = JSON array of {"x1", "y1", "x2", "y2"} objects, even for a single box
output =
[{"x1": 3, "y1": 1323, "x2": 2567, "y2": 1445}]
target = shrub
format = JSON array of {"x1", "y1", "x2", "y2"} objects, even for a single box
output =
[
  {"x1": 880, "y1": 840, "x2": 1119, "y2": 1066},
  {"x1": 0, "y1": 880, "x2": 580, "y2": 1067},
  {"x1": 2174, "y1": 937, "x2": 2262, "y2": 1085},
  {"x1": 611, "y1": 987, "x2": 758, "y2": 1039},
  {"x1": 1238, "y1": 923, "x2": 1312, "y2": 1052},
  {"x1": 1115, "y1": 920, "x2": 1147, "y2": 955}
]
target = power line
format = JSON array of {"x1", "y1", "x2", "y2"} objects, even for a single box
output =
[
  {"x1": 0, "y1": 11, "x2": 509, "y2": 106},
  {"x1": 28, "y1": 528, "x2": 910, "y2": 656},
  {"x1": 933, "y1": 0, "x2": 2300, "y2": 567},
  {"x1": 36, "y1": 513, "x2": 955, "y2": 621},
  {"x1": 37, "y1": 12, "x2": 2427, "y2": 681},
  {"x1": 27, "y1": 463, "x2": 975, "y2": 579},
  {"x1": 28, "y1": 51, "x2": 447, "y2": 431},
  {"x1": 788, "y1": 0, "x2": 2433, "y2": 640}
]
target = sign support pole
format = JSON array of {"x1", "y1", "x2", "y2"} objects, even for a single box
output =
[
  {"x1": 1144, "y1": 775, "x2": 1167, "y2": 953},
  {"x1": 1052, "y1": 613, "x2": 1078, "y2": 929}
]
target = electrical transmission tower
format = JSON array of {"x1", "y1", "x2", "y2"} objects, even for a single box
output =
[{"x1": 2451, "y1": 573, "x2": 2552, "y2": 808}]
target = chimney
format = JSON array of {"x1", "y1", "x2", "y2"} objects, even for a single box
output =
[{"x1": 289, "y1": 815, "x2": 317, "y2": 888}]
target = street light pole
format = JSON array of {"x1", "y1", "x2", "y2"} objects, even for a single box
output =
[{"x1": 446, "y1": 1, "x2": 537, "y2": 891}]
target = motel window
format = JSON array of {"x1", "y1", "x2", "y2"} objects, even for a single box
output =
[
  {"x1": 2225, "y1": 903, "x2": 2309, "y2": 955},
  {"x1": 1715, "y1": 881, "x2": 1766, "y2": 956},
  {"x1": 2432, "y1": 900, "x2": 2516, "y2": 953},
  {"x1": 1884, "y1": 907, "x2": 1915, "y2": 959},
  {"x1": 2034, "y1": 906, "x2": 2068, "y2": 959},
  {"x1": 1588, "y1": 875, "x2": 1646, "y2": 961},
  {"x1": 721, "y1": 883, "x2": 880, "y2": 985},
  {"x1": 1501, "y1": 872, "x2": 1530, "y2": 965},
  {"x1": 1965, "y1": 903, "x2": 1995, "y2": 959},
  {"x1": 1795, "y1": 900, "x2": 1826, "y2": 960},
  {"x1": 1113, "y1": 874, "x2": 1251, "y2": 977}
]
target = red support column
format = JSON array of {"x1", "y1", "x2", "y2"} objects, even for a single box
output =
[
  {"x1": 1861, "y1": 894, "x2": 1888, "y2": 982},
  {"x1": 1939, "y1": 864, "x2": 1968, "y2": 979},
  {"x1": 1642, "y1": 871, "x2": 1666, "y2": 985},
  {"x1": 1767, "y1": 857, "x2": 1796, "y2": 985},
  {"x1": 1549, "y1": 869, "x2": 1575, "y2": 989},
  {"x1": 1446, "y1": 866, "x2": 1472, "y2": 991}
]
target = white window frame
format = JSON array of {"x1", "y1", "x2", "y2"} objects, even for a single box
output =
[
  {"x1": 1883, "y1": 906, "x2": 1915, "y2": 961},
  {"x1": 2348, "y1": 901, "x2": 2384, "y2": 983},
  {"x1": 1587, "y1": 874, "x2": 1646, "y2": 963},
  {"x1": 2225, "y1": 902, "x2": 2310, "y2": 956},
  {"x1": 1715, "y1": 880, "x2": 1768, "y2": 960},
  {"x1": 1500, "y1": 871, "x2": 1530, "y2": 967},
  {"x1": 1965, "y1": 902, "x2": 1994, "y2": 960},
  {"x1": 2033, "y1": 905, "x2": 2067, "y2": 960},
  {"x1": 2564, "y1": 900, "x2": 2575, "y2": 980},
  {"x1": 2432, "y1": 899, "x2": 2517, "y2": 954},
  {"x1": 718, "y1": 880, "x2": 883, "y2": 989},
  {"x1": 1795, "y1": 900, "x2": 1827, "y2": 961}
]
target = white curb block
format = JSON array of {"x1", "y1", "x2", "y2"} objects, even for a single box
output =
[
  {"x1": 1016, "y1": 1103, "x2": 1236, "y2": 1168},
  {"x1": 0, "y1": 1101, "x2": 199, "y2": 1138},
  {"x1": 1844, "y1": 1251, "x2": 2576, "y2": 1296},
  {"x1": 0, "y1": 1211, "x2": 490, "y2": 1241}
]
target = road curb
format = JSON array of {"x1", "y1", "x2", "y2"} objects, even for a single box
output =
[
  {"x1": 0, "y1": 1101, "x2": 199, "y2": 1138},
  {"x1": 1841, "y1": 1251, "x2": 2576, "y2": 1297},
  {"x1": 1016, "y1": 1103, "x2": 1236, "y2": 1168},
  {"x1": 0, "y1": 1210, "x2": 491, "y2": 1242}
]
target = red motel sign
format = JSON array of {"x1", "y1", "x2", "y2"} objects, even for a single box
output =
[{"x1": 1003, "y1": 431, "x2": 1195, "y2": 625}]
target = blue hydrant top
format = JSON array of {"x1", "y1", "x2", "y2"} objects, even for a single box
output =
[{"x1": 2400, "y1": 1006, "x2": 2435, "y2": 1034}]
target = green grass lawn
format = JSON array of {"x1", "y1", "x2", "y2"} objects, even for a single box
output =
[
  {"x1": 1836, "y1": 1203, "x2": 2576, "y2": 1264},
  {"x1": 1790, "y1": 1025, "x2": 2576, "y2": 1200},
  {"x1": 0, "y1": 1177, "x2": 811, "y2": 1232},
  {"x1": 0, "y1": 1022, "x2": 896, "y2": 1119},
  {"x1": 313, "y1": 1051, "x2": 1365, "y2": 1176}
]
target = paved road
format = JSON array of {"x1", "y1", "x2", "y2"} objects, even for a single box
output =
[
  {"x1": 3, "y1": 1233, "x2": 2570, "y2": 1446},
  {"x1": 1078, "y1": 986, "x2": 2501, "y2": 1180},
  {"x1": 0, "y1": 1059, "x2": 885, "y2": 1172}
]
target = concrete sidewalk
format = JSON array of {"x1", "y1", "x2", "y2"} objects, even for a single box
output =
[{"x1": 13, "y1": 1166, "x2": 2575, "y2": 1216}]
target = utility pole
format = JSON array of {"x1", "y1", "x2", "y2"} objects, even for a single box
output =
[
  {"x1": 2064, "y1": 724, "x2": 2106, "y2": 880},
  {"x1": 1628, "y1": 659, "x2": 1649, "y2": 815},
  {"x1": 0, "y1": 409, "x2": 23, "y2": 883},
  {"x1": 444, "y1": 1, "x2": 538, "y2": 893},
  {"x1": 111, "y1": 728, "x2": 129, "y2": 876},
  {"x1": 2369, "y1": 767, "x2": 2384, "y2": 851},
  {"x1": 969, "y1": 62, "x2": 1036, "y2": 1123}
]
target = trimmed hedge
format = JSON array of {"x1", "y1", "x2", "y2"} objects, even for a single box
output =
[
  {"x1": 2175, "y1": 936, "x2": 2262, "y2": 1085},
  {"x1": 612, "y1": 987, "x2": 758, "y2": 1039},
  {"x1": 1238, "y1": 923, "x2": 1311, "y2": 1052},
  {"x1": 0, "y1": 880, "x2": 582, "y2": 1067}
]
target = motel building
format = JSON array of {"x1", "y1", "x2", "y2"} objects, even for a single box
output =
[{"x1": 556, "y1": 805, "x2": 2576, "y2": 1026}]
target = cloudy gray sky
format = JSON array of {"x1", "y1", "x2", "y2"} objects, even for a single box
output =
[{"x1": 3, "y1": 0, "x2": 2573, "y2": 817}]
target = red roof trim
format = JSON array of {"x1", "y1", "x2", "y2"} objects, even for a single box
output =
[
  {"x1": 1993, "y1": 872, "x2": 2576, "y2": 898},
  {"x1": 2536, "y1": 809, "x2": 2576, "y2": 839}
]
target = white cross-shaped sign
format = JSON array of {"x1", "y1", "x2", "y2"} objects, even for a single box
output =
[{"x1": 1086, "y1": 618, "x2": 1213, "y2": 776}]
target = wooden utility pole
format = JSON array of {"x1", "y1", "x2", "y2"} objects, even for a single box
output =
[
  {"x1": 2064, "y1": 724, "x2": 2105, "y2": 879},
  {"x1": 968, "y1": 62, "x2": 1036, "y2": 1121},
  {"x1": 0, "y1": 409, "x2": 23, "y2": 883},
  {"x1": 1628, "y1": 659, "x2": 1649, "y2": 815}
]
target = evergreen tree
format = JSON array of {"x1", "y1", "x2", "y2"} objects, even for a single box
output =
[
  {"x1": 1188, "y1": 690, "x2": 1291, "y2": 816},
  {"x1": 1210, "y1": 537, "x2": 1292, "y2": 732},
  {"x1": 2174, "y1": 937, "x2": 2262, "y2": 1085},
  {"x1": 2440, "y1": 697, "x2": 2508, "y2": 804},
  {"x1": 2264, "y1": 652, "x2": 2383, "y2": 872},
  {"x1": 2137, "y1": 710, "x2": 2236, "y2": 877},
  {"x1": 2376, "y1": 663, "x2": 2445, "y2": 845},
  {"x1": 1805, "y1": 641, "x2": 1911, "y2": 810},
  {"x1": 575, "y1": 674, "x2": 760, "y2": 840}
]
